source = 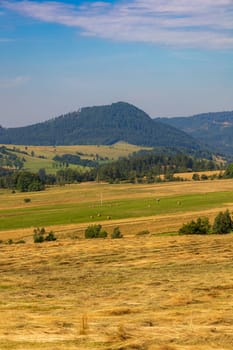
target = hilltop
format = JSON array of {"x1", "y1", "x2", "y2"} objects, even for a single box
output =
[
  {"x1": 0, "y1": 102, "x2": 199, "y2": 151},
  {"x1": 157, "y1": 110, "x2": 233, "y2": 156}
]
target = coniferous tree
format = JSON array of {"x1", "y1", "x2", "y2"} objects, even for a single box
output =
[{"x1": 212, "y1": 210, "x2": 233, "y2": 234}]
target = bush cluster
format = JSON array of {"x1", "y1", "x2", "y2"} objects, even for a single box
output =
[
  {"x1": 84, "y1": 224, "x2": 108, "y2": 239},
  {"x1": 179, "y1": 217, "x2": 211, "y2": 235},
  {"x1": 85, "y1": 224, "x2": 123, "y2": 239},
  {"x1": 33, "y1": 227, "x2": 57, "y2": 243},
  {"x1": 179, "y1": 210, "x2": 233, "y2": 235}
]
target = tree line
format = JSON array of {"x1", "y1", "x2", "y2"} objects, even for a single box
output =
[
  {"x1": 0, "y1": 151, "x2": 232, "y2": 192},
  {"x1": 96, "y1": 152, "x2": 220, "y2": 183},
  {"x1": 0, "y1": 146, "x2": 24, "y2": 169}
]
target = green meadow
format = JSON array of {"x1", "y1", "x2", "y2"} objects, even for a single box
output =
[
  {"x1": 0, "y1": 183, "x2": 233, "y2": 232},
  {"x1": 1, "y1": 142, "x2": 149, "y2": 174}
]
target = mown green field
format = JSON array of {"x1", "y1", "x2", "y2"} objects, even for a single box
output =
[{"x1": 0, "y1": 180, "x2": 233, "y2": 233}]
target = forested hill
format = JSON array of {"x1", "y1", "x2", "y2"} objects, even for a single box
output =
[
  {"x1": 0, "y1": 102, "x2": 199, "y2": 150},
  {"x1": 157, "y1": 111, "x2": 233, "y2": 156}
]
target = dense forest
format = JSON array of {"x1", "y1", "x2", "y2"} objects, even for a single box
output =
[
  {"x1": 0, "y1": 102, "x2": 200, "y2": 151},
  {"x1": 158, "y1": 111, "x2": 233, "y2": 157},
  {"x1": 0, "y1": 149, "x2": 227, "y2": 191},
  {"x1": 96, "y1": 151, "x2": 220, "y2": 183}
]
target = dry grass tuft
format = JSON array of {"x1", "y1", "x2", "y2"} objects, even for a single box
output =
[
  {"x1": 107, "y1": 307, "x2": 135, "y2": 316},
  {"x1": 116, "y1": 324, "x2": 132, "y2": 341},
  {"x1": 158, "y1": 345, "x2": 177, "y2": 350},
  {"x1": 111, "y1": 340, "x2": 149, "y2": 350},
  {"x1": 79, "y1": 314, "x2": 89, "y2": 335}
]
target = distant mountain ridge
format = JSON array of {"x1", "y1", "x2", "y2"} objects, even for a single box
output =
[
  {"x1": 157, "y1": 111, "x2": 233, "y2": 156},
  {"x1": 0, "y1": 102, "x2": 199, "y2": 151}
]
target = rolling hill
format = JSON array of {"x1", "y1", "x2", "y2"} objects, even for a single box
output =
[
  {"x1": 157, "y1": 111, "x2": 233, "y2": 156},
  {"x1": 0, "y1": 102, "x2": 199, "y2": 151}
]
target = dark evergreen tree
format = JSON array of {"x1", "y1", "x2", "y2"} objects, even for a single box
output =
[
  {"x1": 212, "y1": 210, "x2": 233, "y2": 234},
  {"x1": 111, "y1": 227, "x2": 123, "y2": 239},
  {"x1": 224, "y1": 163, "x2": 233, "y2": 178}
]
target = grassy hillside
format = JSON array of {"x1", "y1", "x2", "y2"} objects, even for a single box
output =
[{"x1": 1, "y1": 142, "x2": 150, "y2": 174}]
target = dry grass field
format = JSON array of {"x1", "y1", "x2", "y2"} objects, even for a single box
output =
[
  {"x1": 1, "y1": 234, "x2": 233, "y2": 350},
  {"x1": 1, "y1": 179, "x2": 233, "y2": 349},
  {"x1": 173, "y1": 170, "x2": 222, "y2": 181}
]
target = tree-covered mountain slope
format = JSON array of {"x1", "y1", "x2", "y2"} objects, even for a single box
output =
[
  {"x1": 157, "y1": 111, "x2": 233, "y2": 156},
  {"x1": 0, "y1": 102, "x2": 199, "y2": 150}
]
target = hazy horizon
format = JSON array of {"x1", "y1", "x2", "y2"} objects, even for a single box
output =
[
  {"x1": 1, "y1": 100, "x2": 233, "y2": 129},
  {"x1": 1, "y1": 0, "x2": 233, "y2": 127}
]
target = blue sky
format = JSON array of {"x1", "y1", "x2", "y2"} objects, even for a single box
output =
[{"x1": 1, "y1": 0, "x2": 233, "y2": 127}]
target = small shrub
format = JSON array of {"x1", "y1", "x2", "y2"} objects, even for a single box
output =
[
  {"x1": 6, "y1": 239, "x2": 13, "y2": 245},
  {"x1": 85, "y1": 224, "x2": 108, "y2": 239},
  {"x1": 33, "y1": 228, "x2": 45, "y2": 243},
  {"x1": 15, "y1": 240, "x2": 26, "y2": 244},
  {"x1": 192, "y1": 173, "x2": 200, "y2": 181},
  {"x1": 201, "y1": 174, "x2": 208, "y2": 180},
  {"x1": 98, "y1": 230, "x2": 108, "y2": 238},
  {"x1": 179, "y1": 217, "x2": 211, "y2": 235},
  {"x1": 44, "y1": 231, "x2": 57, "y2": 241},
  {"x1": 136, "y1": 230, "x2": 150, "y2": 236},
  {"x1": 111, "y1": 226, "x2": 123, "y2": 239},
  {"x1": 24, "y1": 198, "x2": 31, "y2": 203}
]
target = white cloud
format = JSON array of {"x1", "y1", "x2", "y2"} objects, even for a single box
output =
[
  {"x1": 0, "y1": 76, "x2": 31, "y2": 88},
  {"x1": 2, "y1": 0, "x2": 233, "y2": 49}
]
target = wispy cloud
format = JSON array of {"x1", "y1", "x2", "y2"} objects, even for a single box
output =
[
  {"x1": 0, "y1": 38, "x2": 14, "y2": 42},
  {"x1": 2, "y1": 0, "x2": 233, "y2": 49},
  {"x1": 0, "y1": 76, "x2": 31, "y2": 88}
]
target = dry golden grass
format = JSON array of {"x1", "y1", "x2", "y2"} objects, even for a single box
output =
[
  {"x1": 1, "y1": 234, "x2": 233, "y2": 349},
  {"x1": 1, "y1": 179, "x2": 233, "y2": 349},
  {"x1": 2, "y1": 142, "x2": 150, "y2": 161},
  {"x1": 173, "y1": 170, "x2": 222, "y2": 180}
]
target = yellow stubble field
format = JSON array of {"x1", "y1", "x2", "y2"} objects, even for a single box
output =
[{"x1": 1, "y1": 179, "x2": 233, "y2": 349}]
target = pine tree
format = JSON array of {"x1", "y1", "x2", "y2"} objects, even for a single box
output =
[{"x1": 212, "y1": 210, "x2": 233, "y2": 234}]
